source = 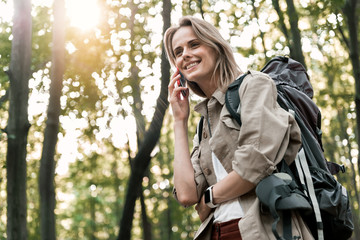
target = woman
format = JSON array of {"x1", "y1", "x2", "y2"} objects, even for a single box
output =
[{"x1": 165, "y1": 16, "x2": 314, "y2": 240}]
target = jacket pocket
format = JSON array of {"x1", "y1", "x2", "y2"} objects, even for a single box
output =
[
  {"x1": 220, "y1": 115, "x2": 241, "y2": 143},
  {"x1": 221, "y1": 116, "x2": 240, "y2": 131}
]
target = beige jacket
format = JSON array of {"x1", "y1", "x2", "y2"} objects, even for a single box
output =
[{"x1": 175, "y1": 71, "x2": 314, "y2": 240}]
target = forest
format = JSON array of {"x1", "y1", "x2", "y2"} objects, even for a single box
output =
[{"x1": 0, "y1": 0, "x2": 359, "y2": 239}]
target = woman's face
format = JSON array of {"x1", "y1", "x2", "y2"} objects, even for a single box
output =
[{"x1": 172, "y1": 26, "x2": 217, "y2": 87}]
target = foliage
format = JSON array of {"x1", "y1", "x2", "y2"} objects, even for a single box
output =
[
  {"x1": 0, "y1": 21, "x2": 11, "y2": 96},
  {"x1": 0, "y1": 19, "x2": 11, "y2": 239}
]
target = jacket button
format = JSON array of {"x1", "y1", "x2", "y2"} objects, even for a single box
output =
[
  {"x1": 204, "y1": 168, "x2": 212, "y2": 175},
  {"x1": 203, "y1": 131, "x2": 207, "y2": 139}
]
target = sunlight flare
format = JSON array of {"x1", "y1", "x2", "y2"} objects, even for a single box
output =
[{"x1": 66, "y1": 0, "x2": 100, "y2": 30}]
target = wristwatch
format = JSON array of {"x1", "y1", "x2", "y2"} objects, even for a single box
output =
[{"x1": 204, "y1": 185, "x2": 218, "y2": 208}]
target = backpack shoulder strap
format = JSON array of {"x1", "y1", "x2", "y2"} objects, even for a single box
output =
[
  {"x1": 225, "y1": 73, "x2": 248, "y2": 126},
  {"x1": 197, "y1": 116, "x2": 204, "y2": 143}
]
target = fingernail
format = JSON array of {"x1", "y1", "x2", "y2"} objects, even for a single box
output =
[{"x1": 177, "y1": 79, "x2": 180, "y2": 86}]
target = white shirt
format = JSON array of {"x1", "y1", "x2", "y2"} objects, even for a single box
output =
[{"x1": 212, "y1": 152, "x2": 244, "y2": 223}]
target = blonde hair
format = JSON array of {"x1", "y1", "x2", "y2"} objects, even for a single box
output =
[{"x1": 164, "y1": 16, "x2": 242, "y2": 97}]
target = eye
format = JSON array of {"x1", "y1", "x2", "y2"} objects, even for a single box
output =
[
  {"x1": 174, "y1": 49, "x2": 183, "y2": 57},
  {"x1": 191, "y1": 41, "x2": 200, "y2": 48}
]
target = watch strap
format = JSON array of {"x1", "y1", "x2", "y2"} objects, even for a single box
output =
[{"x1": 205, "y1": 185, "x2": 218, "y2": 208}]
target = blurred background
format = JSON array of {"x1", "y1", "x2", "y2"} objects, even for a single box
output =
[{"x1": 0, "y1": 0, "x2": 359, "y2": 239}]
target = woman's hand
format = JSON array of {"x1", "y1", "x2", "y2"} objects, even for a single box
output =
[
  {"x1": 195, "y1": 195, "x2": 212, "y2": 222},
  {"x1": 168, "y1": 69, "x2": 190, "y2": 122}
]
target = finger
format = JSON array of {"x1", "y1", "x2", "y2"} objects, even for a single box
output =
[
  {"x1": 168, "y1": 72, "x2": 178, "y2": 97},
  {"x1": 176, "y1": 86, "x2": 188, "y2": 97},
  {"x1": 170, "y1": 81, "x2": 187, "y2": 100},
  {"x1": 168, "y1": 79, "x2": 181, "y2": 102},
  {"x1": 170, "y1": 67, "x2": 180, "y2": 79},
  {"x1": 183, "y1": 87, "x2": 190, "y2": 98},
  {"x1": 168, "y1": 69, "x2": 181, "y2": 90},
  {"x1": 171, "y1": 86, "x2": 186, "y2": 100}
]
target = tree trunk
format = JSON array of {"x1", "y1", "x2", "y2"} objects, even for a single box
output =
[
  {"x1": 117, "y1": 0, "x2": 171, "y2": 239},
  {"x1": 285, "y1": 0, "x2": 306, "y2": 68},
  {"x1": 252, "y1": 0, "x2": 268, "y2": 62},
  {"x1": 166, "y1": 196, "x2": 172, "y2": 240},
  {"x1": 272, "y1": 0, "x2": 306, "y2": 68},
  {"x1": 337, "y1": 109, "x2": 360, "y2": 240},
  {"x1": 198, "y1": 0, "x2": 205, "y2": 19},
  {"x1": 343, "y1": 0, "x2": 360, "y2": 188},
  {"x1": 343, "y1": 1, "x2": 360, "y2": 238},
  {"x1": 39, "y1": 0, "x2": 65, "y2": 239},
  {"x1": 272, "y1": 0, "x2": 292, "y2": 52},
  {"x1": 112, "y1": 149, "x2": 122, "y2": 222},
  {"x1": 140, "y1": 191, "x2": 152, "y2": 240},
  {"x1": 128, "y1": 2, "x2": 145, "y2": 145},
  {"x1": 122, "y1": 1, "x2": 152, "y2": 239},
  {"x1": 6, "y1": 0, "x2": 32, "y2": 239},
  {"x1": 90, "y1": 183, "x2": 96, "y2": 240}
]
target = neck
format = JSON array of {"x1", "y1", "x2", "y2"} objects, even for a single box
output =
[
  {"x1": 199, "y1": 79, "x2": 217, "y2": 99},
  {"x1": 200, "y1": 72, "x2": 220, "y2": 98}
]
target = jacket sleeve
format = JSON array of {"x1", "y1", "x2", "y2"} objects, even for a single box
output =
[
  {"x1": 232, "y1": 71, "x2": 301, "y2": 184},
  {"x1": 172, "y1": 132, "x2": 209, "y2": 206}
]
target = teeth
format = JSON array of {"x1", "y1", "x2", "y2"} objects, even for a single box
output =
[{"x1": 186, "y1": 62, "x2": 198, "y2": 69}]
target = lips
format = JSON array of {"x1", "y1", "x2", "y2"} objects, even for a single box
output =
[{"x1": 185, "y1": 61, "x2": 200, "y2": 70}]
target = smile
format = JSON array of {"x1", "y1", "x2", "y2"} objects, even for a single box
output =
[{"x1": 186, "y1": 62, "x2": 199, "y2": 70}]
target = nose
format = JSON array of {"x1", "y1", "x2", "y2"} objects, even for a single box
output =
[{"x1": 182, "y1": 47, "x2": 191, "y2": 59}]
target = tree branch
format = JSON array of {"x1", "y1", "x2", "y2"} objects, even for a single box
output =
[
  {"x1": 0, "y1": 89, "x2": 9, "y2": 108},
  {"x1": 252, "y1": 0, "x2": 268, "y2": 61},
  {"x1": 335, "y1": 12, "x2": 350, "y2": 50}
]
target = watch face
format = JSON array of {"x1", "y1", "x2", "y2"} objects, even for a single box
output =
[{"x1": 204, "y1": 189, "x2": 211, "y2": 203}]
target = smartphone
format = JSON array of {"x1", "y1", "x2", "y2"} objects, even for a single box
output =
[{"x1": 178, "y1": 71, "x2": 187, "y2": 97}]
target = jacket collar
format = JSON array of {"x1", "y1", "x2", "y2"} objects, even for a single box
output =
[{"x1": 194, "y1": 88, "x2": 225, "y2": 116}]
